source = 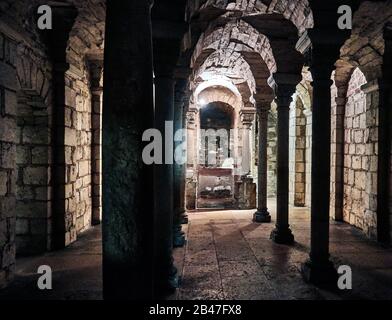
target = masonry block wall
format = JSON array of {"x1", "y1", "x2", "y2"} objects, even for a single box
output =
[
  {"x1": 361, "y1": 79, "x2": 380, "y2": 239},
  {"x1": 0, "y1": 3, "x2": 100, "y2": 286},
  {"x1": 0, "y1": 32, "x2": 17, "y2": 288},
  {"x1": 289, "y1": 97, "x2": 307, "y2": 207},
  {"x1": 267, "y1": 107, "x2": 277, "y2": 198},
  {"x1": 343, "y1": 68, "x2": 367, "y2": 229},
  {"x1": 63, "y1": 62, "x2": 93, "y2": 245},
  {"x1": 304, "y1": 108, "x2": 312, "y2": 207},
  {"x1": 341, "y1": 67, "x2": 379, "y2": 239},
  {"x1": 15, "y1": 47, "x2": 53, "y2": 255},
  {"x1": 330, "y1": 74, "x2": 342, "y2": 220}
]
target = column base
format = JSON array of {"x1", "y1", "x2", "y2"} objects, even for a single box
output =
[
  {"x1": 167, "y1": 265, "x2": 179, "y2": 292},
  {"x1": 253, "y1": 208, "x2": 271, "y2": 223},
  {"x1": 155, "y1": 265, "x2": 179, "y2": 297},
  {"x1": 92, "y1": 219, "x2": 101, "y2": 226},
  {"x1": 301, "y1": 259, "x2": 338, "y2": 289},
  {"x1": 173, "y1": 226, "x2": 186, "y2": 248},
  {"x1": 270, "y1": 227, "x2": 294, "y2": 244},
  {"x1": 181, "y1": 214, "x2": 189, "y2": 225}
]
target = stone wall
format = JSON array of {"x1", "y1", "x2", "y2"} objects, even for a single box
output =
[
  {"x1": 304, "y1": 108, "x2": 312, "y2": 207},
  {"x1": 0, "y1": 15, "x2": 97, "y2": 289},
  {"x1": 63, "y1": 61, "x2": 93, "y2": 245},
  {"x1": 267, "y1": 107, "x2": 277, "y2": 198},
  {"x1": 15, "y1": 46, "x2": 52, "y2": 255},
  {"x1": 343, "y1": 67, "x2": 378, "y2": 238},
  {"x1": 89, "y1": 62, "x2": 103, "y2": 225},
  {"x1": 343, "y1": 68, "x2": 367, "y2": 228},
  {"x1": 330, "y1": 75, "x2": 340, "y2": 219},
  {"x1": 289, "y1": 97, "x2": 307, "y2": 207},
  {"x1": 0, "y1": 32, "x2": 18, "y2": 288},
  {"x1": 361, "y1": 79, "x2": 380, "y2": 239}
]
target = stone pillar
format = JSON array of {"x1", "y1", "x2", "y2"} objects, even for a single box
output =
[
  {"x1": 185, "y1": 108, "x2": 198, "y2": 210},
  {"x1": 186, "y1": 108, "x2": 198, "y2": 170},
  {"x1": 173, "y1": 79, "x2": 188, "y2": 247},
  {"x1": 302, "y1": 32, "x2": 341, "y2": 285},
  {"x1": 253, "y1": 106, "x2": 271, "y2": 223},
  {"x1": 102, "y1": 0, "x2": 155, "y2": 300},
  {"x1": 240, "y1": 108, "x2": 255, "y2": 175},
  {"x1": 270, "y1": 77, "x2": 298, "y2": 244},
  {"x1": 153, "y1": 69, "x2": 177, "y2": 294},
  {"x1": 152, "y1": 22, "x2": 185, "y2": 293},
  {"x1": 42, "y1": 5, "x2": 77, "y2": 249},
  {"x1": 377, "y1": 25, "x2": 392, "y2": 243},
  {"x1": 89, "y1": 60, "x2": 103, "y2": 226}
]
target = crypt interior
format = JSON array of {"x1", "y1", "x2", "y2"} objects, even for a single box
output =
[{"x1": 0, "y1": 0, "x2": 392, "y2": 300}]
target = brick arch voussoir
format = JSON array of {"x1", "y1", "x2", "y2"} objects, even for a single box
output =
[{"x1": 16, "y1": 45, "x2": 52, "y2": 106}]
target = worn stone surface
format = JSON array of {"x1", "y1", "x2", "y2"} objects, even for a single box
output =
[
  {"x1": 0, "y1": 226, "x2": 102, "y2": 299},
  {"x1": 173, "y1": 201, "x2": 392, "y2": 300}
]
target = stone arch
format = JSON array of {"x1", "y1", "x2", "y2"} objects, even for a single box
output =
[
  {"x1": 195, "y1": 0, "x2": 313, "y2": 34},
  {"x1": 192, "y1": 20, "x2": 276, "y2": 74},
  {"x1": 14, "y1": 46, "x2": 53, "y2": 255},
  {"x1": 194, "y1": 83, "x2": 253, "y2": 169},
  {"x1": 194, "y1": 49, "x2": 257, "y2": 97},
  {"x1": 197, "y1": 85, "x2": 242, "y2": 110},
  {"x1": 338, "y1": 1, "x2": 392, "y2": 83},
  {"x1": 199, "y1": 101, "x2": 235, "y2": 167},
  {"x1": 192, "y1": 20, "x2": 275, "y2": 103}
]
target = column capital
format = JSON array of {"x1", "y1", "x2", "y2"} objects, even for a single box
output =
[
  {"x1": 88, "y1": 60, "x2": 104, "y2": 93},
  {"x1": 307, "y1": 29, "x2": 348, "y2": 82},
  {"x1": 361, "y1": 79, "x2": 381, "y2": 94},
  {"x1": 186, "y1": 108, "x2": 198, "y2": 127},
  {"x1": 40, "y1": 4, "x2": 78, "y2": 63},
  {"x1": 256, "y1": 100, "x2": 272, "y2": 112},
  {"x1": 268, "y1": 73, "x2": 301, "y2": 107},
  {"x1": 239, "y1": 107, "x2": 256, "y2": 126},
  {"x1": 256, "y1": 107, "x2": 269, "y2": 121}
]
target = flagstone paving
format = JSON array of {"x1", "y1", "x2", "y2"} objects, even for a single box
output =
[{"x1": 172, "y1": 200, "x2": 392, "y2": 300}]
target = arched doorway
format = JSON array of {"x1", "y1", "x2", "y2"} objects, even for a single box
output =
[{"x1": 197, "y1": 102, "x2": 235, "y2": 209}]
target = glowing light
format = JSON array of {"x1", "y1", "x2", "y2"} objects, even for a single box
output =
[{"x1": 199, "y1": 98, "x2": 206, "y2": 106}]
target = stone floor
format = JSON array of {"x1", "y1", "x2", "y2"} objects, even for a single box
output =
[
  {"x1": 0, "y1": 226, "x2": 102, "y2": 300},
  {"x1": 1, "y1": 200, "x2": 392, "y2": 300},
  {"x1": 171, "y1": 200, "x2": 392, "y2": 300}
]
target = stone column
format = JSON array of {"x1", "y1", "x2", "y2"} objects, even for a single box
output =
[
  {"x1": 102, "y1": 0, "x2": 155, "y2": 300},
  {"x1": 301, "y1": 31, "x2": 341, "y2": 285},
  {"x1": 253, "y1": 106, "x2": 271, "y2": 223},
  {"x1": 376, "y1": 25, "x2": 392, "y2": 243},
  {"x1": 240, "y1": 108, "x2": 255, "y2": 176},
  {"x1": 173, "y1": 79, "x2": 188, "y2": 247},
  {"x1": 270, "y1": 77, "x2": 298, "y2": 244},
  {"x1": 185, "y1": 108, "x2": 198, "y2": 210},
  {"x1": 43, "y1": 5, "x2": 77, "y2": 249},
  {"x1": 152, "y1": 19, "x2": 185, "y2": 292},
  {"x1": 89, "y1": 60, "x2": 103, "y2": 225},
  {"x1": 186, "y1": 108, "x2": 198, "y2": 169},
  {"x1": 153, "y1": 68, "x2": 177, "y2": 294}
]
